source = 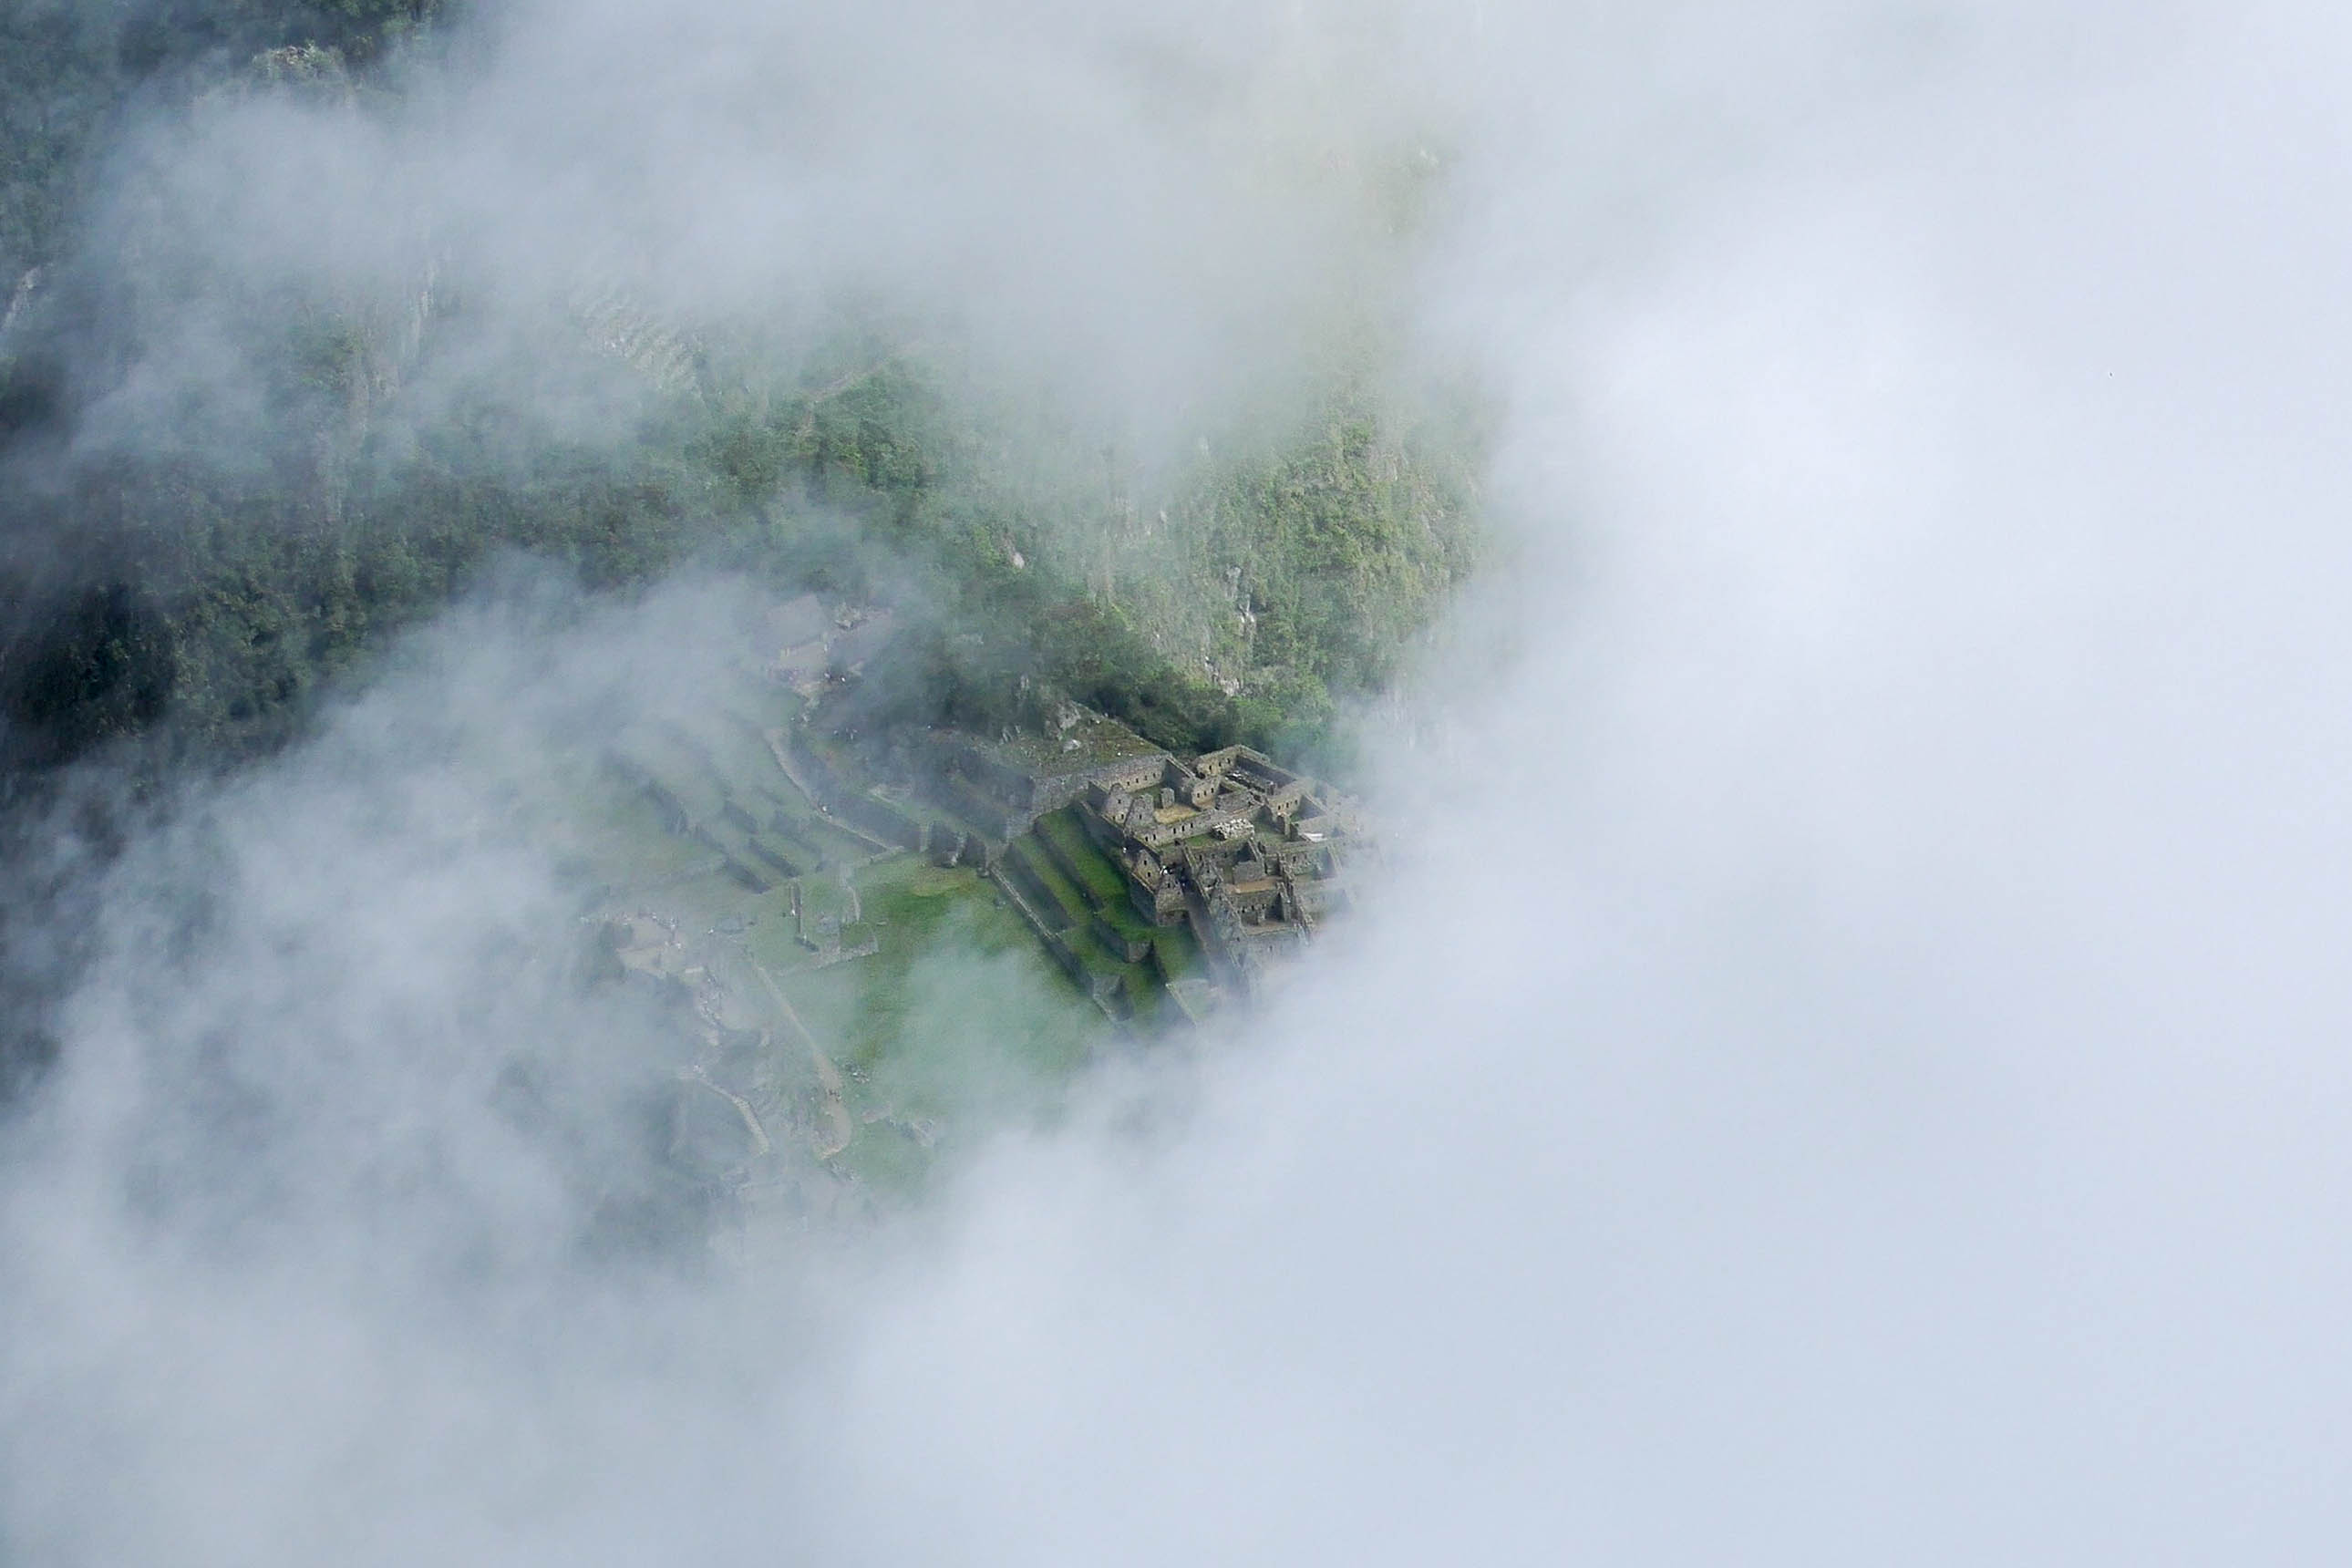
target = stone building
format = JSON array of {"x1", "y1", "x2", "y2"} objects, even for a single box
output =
[
  {"x1": 787, "y1": 670, "x2": 1373, "y2": 1010},
  {"x1": 1073, "y1": 740, "x2": 1370, "y2": 998},
  {"x1": 908, "y1": 706, "x2": 1171, "y2": 842}
]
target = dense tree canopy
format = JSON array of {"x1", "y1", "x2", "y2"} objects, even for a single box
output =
[{"x1": 0, "y1": 0, "x2": 1479, "y2": 782}]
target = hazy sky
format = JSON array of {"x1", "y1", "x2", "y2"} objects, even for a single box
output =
[{"x1": 8, "y1": 2, "x2": 2352, "y2": 1563}]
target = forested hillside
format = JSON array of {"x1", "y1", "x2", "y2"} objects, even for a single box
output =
[{"x1": 0, "y1": 0, "x2": 1480, "y2": 782}]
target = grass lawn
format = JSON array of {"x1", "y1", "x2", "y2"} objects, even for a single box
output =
[{"x1": 1037, "y1": 807, "x2": 1127, "y2": 905}]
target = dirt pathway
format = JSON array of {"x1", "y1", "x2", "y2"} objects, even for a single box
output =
[{"x1": 749, "y1": 959, "x2": 855, "y2": 1160}]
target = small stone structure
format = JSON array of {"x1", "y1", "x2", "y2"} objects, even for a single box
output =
[{"x1": 911, "y1": 713, "x2": 1170, "y2": 837}]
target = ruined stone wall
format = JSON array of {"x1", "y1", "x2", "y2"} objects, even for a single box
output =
[
  {"x1": 927, "y1": 772, "x2": 1028, "y2": 842},
  {"x1": 1001, "y1": 855, "x2": 1071, "y2": 933},
  {"x1": 1101, "y1": 758, "x2": 1168, "y2": 794},
  {"x1": 746, "y1": 837, "x2": 803, "y2": 878},
  {"x1": 938, "y1": 738, "x2": 1171, "y2": 829},
  {"x1": 948, "y1": 746, "x2": 1040, "y2": 812},
  {"x1": 985, "y1": 864, "x2": 1130, "y2": 1022},
  {"x1": 1128, "y1": 877, "x2": 1187, "y2": 927},
  {"x1": 782, "y1": 730, "x2": 846, "y2": 809},
  {"x1": 1036, "y1": 826, "x2": 1108, "y2": 903},
  {"x1": 834, "y1": 790, "x2": 927, "y2": 852},
  {"x1": 1092, "y1": 914, "x2": 1151, "y2": 965},
  {"x1": 1078, "y1": 800, "x2": 1126, "y2": 854},
  {"x1": 1227, "y1": 883, "x2": 1283, "y2": 922},
  {"x1": 1029, "y1": 768, "x2": 1104, "y2": 817}
]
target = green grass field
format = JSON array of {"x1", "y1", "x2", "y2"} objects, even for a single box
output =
[
  {"x1": 554, "y1": 676, "x2": 1234, "y2": 1197},
  {"x1": 1037, "y1": 808, "x2": 1125, "y2": 903}
]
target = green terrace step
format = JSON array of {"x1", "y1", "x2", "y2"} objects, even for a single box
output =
[
  {"x1": 1000, "y1": 840, "x2": 1155, "y2": 1004},
  {"x1": 1006, "y1": 837, "x2": 1092, "y2": 932},
  {"x1": 1150, "y1": 925, "x2": 1206, "y2": 984},
  {"x1": 610, "y1": 738, "x2": 886, "y2": 893},
  {"x1": 1090, "y1": 913, "x2": 1150, "y2": 965},
  {"x1": 1033, "y1": 810, "x2": 1159, "y2": 954},
  {"x1": 742, "y1": 833, "x2": 805, "y2": 878},
  {"x1": 1037, "y1": 808, "x2": 1129, "y2": 907}
]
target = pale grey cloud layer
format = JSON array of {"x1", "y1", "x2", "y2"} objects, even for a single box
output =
[{"x1": 7, "y1": 2, "x2": 2352, "y2": 1563}]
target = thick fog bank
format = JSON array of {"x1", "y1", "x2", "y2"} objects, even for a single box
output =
[
  {"x1": 17, "y1": 0, "x2": 1439, "y2": 470},
  {"x1": 8, "y1": 2, "x2": 2352, "y2": 1563}
]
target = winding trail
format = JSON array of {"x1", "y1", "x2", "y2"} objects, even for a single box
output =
[
  {"x1": 759, "y1": 727, "x2": 897, "y2": 855},
  {"x1": 749, "y1": 959, "x2": 855, "y2": 1160}
]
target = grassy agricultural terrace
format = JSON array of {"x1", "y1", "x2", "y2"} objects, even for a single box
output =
[{"x1": 544, "y1": 593, "x2": 1370, "y2": 1218}]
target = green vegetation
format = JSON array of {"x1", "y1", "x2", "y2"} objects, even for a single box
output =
[
  {"x1": 995, "y1": 810, "x2": 1172, "y2": 1021},
  {"x1": 567, "y1": 678, "x2": 1116, "y2": 1199},
  {"x1": 0, "y1": 0, "x2": 1480, "y2": 783},
  {"x1": 1037, "y1": 808, "x2": 1126, "y2": 906},
  {"x1": 0, "y1": 2, "x2": 447, "y2": 280},
  {"x1": 1150, "y1": 924, "x2": 1204, "y2": 983},
  {"x1": 0, "y1": 0, "x2": 1477, "y2": 1197},
  {"x1": 6, "y1": 332, "x2": 1480, "y2": 776}
]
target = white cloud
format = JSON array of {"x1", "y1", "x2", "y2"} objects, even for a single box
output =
[{"x1": 8, "y1": 2, "x2": 2352, "y2": 1563}]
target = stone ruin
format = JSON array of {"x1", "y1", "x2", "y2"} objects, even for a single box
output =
[
  {"x1": 1074, "y1": 741, "x2": 1368, "y2": 1000},
  {"x1": 743, "y1": 593, "x2": 1376, "y2": 1014}
]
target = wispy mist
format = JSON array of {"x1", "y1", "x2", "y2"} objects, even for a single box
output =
[{"x1": 6, "y1": 1, "x2": 2352, "y2": 1563}]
